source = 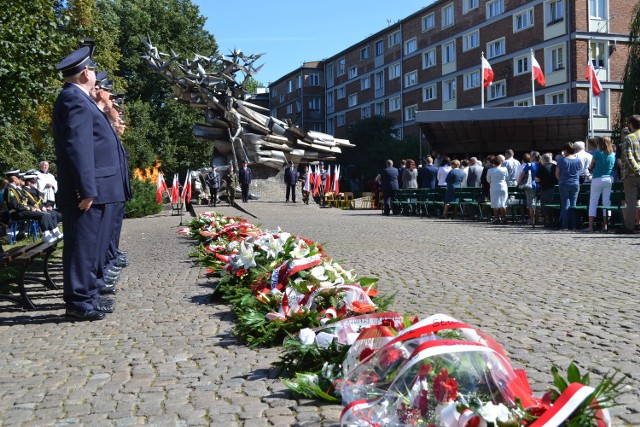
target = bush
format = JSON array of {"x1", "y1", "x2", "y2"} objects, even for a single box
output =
[{"x1": 125, "y1": 179, "x2": 163, "y2": 218}]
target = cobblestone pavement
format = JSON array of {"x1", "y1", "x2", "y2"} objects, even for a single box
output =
[{"x1": 1, "y1": 199, "x2": 639, "y2": 426}]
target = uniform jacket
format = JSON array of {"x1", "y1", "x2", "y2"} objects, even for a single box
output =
[
  {"x1": 284, "y1": 167, "x2": 299, "y2": 185},
  {"x1": 52, "y1": 83, "x2": 127, "y2": 206},
  {"x1": 239, "y1": 167, "x2": 252, "y2": 185},
  {"x1": 206, "y1": 171, "x2": 221, "y2": 188}
]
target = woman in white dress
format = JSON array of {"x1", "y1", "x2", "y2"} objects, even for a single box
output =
[{"x1": 486, "y1": 155, "x2": 509, "y2": 223}]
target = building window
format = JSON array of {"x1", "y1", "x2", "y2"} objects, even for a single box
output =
[
  {"x1": 308, "y1": 98, "x2": 321, "y2": 111},
  {"x1": 488, "y1": 80, "x2": 506, "y2": 100},
  {"x1": 326, "y1": 63, "x2": 333, "y2": 81},
  {"x1": 374, "y1": 71, "x2": 384, "y2": 91},
  {"x1": 286, "y1": 104, "x2": 293, "y2": 114},
  {"x1": 442, "y1": 41, "x2": 456, "y2": 64},
  {"x1": 327, "y1": 118, "x2": 334, "y2": 134},
  {"x1": 308, "y1": 72, "x2": 320, "y2": 86},
  {"x1": 514, "y1": 8, "x2": 534, "y2": 31},
  {"x1": 515, "y1": 99, "x2": 531, "y2": 107},
  {"x1": 590, "y1": 0, "x2": 606, "y2": 19},
  {"x1": 592, "y1": 92, "x2": 607, "y2": 116},
  {"x1": 271, "y1": 88, "x2": 278, "y2": 97},
  {"x1": 337, "y1": 58, "x2": 345, "y2": 76},
  {"x1": 423, "y1": 48, "x2": 436, "y2": 69},
  {"x1": 389, "y1": 63, "x2": 401, "y2": 79},
  {"x1": 404, "y1": 105, "x2": 417, "y2": 121},
  {"x1": 404, "y1": 38, "x2": 417, "y2": 55},
  {"x1": 463, "y1": 0, "x2": 479, "y2": 14},
  {"x1": 375, "y1": 101, "x2": 385, "y2": 116},
  {"x1": 423, "y1": 13, "x2": 435, "y2": 31},
  {"x1": 547, "y1": 91, "x2": 566, "y2": 104},
  {"x1": 361, "y1": 76, "x2": 371, "y2": 90},
  {"x1": 337, "y1": 114, "x2": 346, "y2": 126},
  {"x1": 360, "y1": 45, "x2": 370, "y2": 60},
  {"x1": 550, "y1": 45, "x2": 564, "y2": 71},
  {"x1": 487, "y1": 0, "x2": 504, "y2": 18},
  {"x1": 361, "y1": 105, "x2": 371, "y2": 119},
  {"x1": 404, "y1": 70, "x2": 418, "y2": 88},
  {"x1": 279, "y1": 94, "x2": 284, "y2": 103},
  {"x1": 348, "y1": 66, "x2": 358, "y2": 79},
  {"x1": 464, "y1": 70, "x2": 480, "y2": 90},
  {"x1": 423, "y1": 84, "x2": 437, "y2": 101},
  {"x1": 487, "y1": 38, "x2": 505, "y2": 59},
  {"x1": 297, "y1": 75, "x2": 302, "y2": 89},
  {"x1": 337, "y1": 87, "x2": 346, "y2": 99},
  {"x1": 442, "y1": 3, "x2": 454, "y2": 28},
  {"x1": 443, "y1": 79, "x2": 456, "y2": 101},
  {"x1": 590, "y1": 41, "x2": 607, "y2": 68},
  {"x1": 388, "y1": 30, "x2": 401, "y2": 47},
  {"x1": 348, "y1": 93, "x2": 358, "y2": 107},
  {"x1": 287, "y1": 80, "x2": 293, "y2": 93},
  {"x1": 546, "y1": 0, "x2": 564, "y2": 25},
  {"x1": 327, "y1": 91, "x2": 334, "y2": 108},
  {"x1": 514, "y1": 55, "x2": 530, "y2": 75},
  {"x1": 463, "y1": 30, "x2": 479, "y2": 51},
  {"x1": 375, "y1": 39, "x2": 384, "y2": 56},
  {"x1": 310, "y1": 122, "x2": 323, "y2": 132},
  {"x1": 389, "y1": 96, "x2": 401, "y2": 112}
]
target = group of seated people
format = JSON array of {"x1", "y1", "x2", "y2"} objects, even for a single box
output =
[
  {"x1": 388, "y1": 138, "x2": 640, "y2": 232},
  {"x1": 1, "y1": 166, "x2": 62, "y2": 243}
]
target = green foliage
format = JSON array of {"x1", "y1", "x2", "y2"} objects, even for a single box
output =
[
  {"x1": 124, "y1": 178, "x2": 163, "y2": 218},
  {"x1": 620, "y1": 3, "x2": 640, "y2": 129}
]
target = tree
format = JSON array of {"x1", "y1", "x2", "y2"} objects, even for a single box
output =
[
  {"x1": 0, "y1": 0, "x2": 74, "y2": 171},
  {"x1": 620, "y1": 3, "x2": 640, "y2": 130}
]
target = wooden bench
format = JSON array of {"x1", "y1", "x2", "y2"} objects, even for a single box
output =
[{"x1": 0, "y1": 240, "x2": 61, "y2": 310}]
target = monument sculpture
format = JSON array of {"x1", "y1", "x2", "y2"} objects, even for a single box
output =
[{"x1": 141, "y1": 37, "x2": 354, "y2": 174}]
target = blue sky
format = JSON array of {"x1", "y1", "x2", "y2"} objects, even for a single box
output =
[{"x1": 191, "y1": 0, "x2": 436, "y2": 86}]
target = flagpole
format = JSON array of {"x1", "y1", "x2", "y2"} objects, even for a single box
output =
[
  {"x1": 588, "y1": 56, "x2": 594, "y2": 139},
  {"x1": 481, "y1": 53, "x2": 485, "y2": 109},
  {"x1": 531, "y1": 49, "x2": 536, "y2": 106}
]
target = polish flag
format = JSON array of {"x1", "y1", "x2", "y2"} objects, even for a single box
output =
[
  {"x1": 181, "y1": 170, "x2": 192, "y2": 204},
  {"x1": 313, "y1": 166, "x2": 322, "y2": 196},
  {"x1": 482, "y1": 56, "x2": 494, "y2": 87},
  {"x1": 585, "y1": 62, "x2": 602, "y2": 96},
  {"x1": 531, "y1": 53, "x2": 546, "y2": 86},
  {"x1": 324, "y1": 167, "x2": 331, "y2": 190},
  {"x1": 156, "y1": 172, "x2": 168, "y2": 204},
  {"x1": 170, "y1": 173, "x2": 180, "y2": 204},
  {"x1": 303, "y1": 167, "x2": 311, "y2": 192},
  {"x1": 333, "y1": 165, "x2": 340, "y2": 195}
]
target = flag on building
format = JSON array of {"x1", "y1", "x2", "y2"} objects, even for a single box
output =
[
  {"x1": 156, "y1": 172, "x2": 168, "y2": 204},
  {"x1": 482, "y1": 56, "x2": 494, "y2": 87},
  {"x1": 585, "y1": 62, "x2": 602, "y2": 96},
  {"x1": 171, "y1": 173, "x2": 180, "y2": 204},
  {"x1": 531, "y1": 53, "x2": 546, "y2": 86},
  {"x1": 181, "y1": 171, "x2": 192, "y2": 204}
]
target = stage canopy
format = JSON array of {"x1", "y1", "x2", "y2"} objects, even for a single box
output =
[{"x1": 416, "y1": 103, "x2": 589, "y2": 155}]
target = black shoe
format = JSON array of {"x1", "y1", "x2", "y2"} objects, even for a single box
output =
[
  {"x1": 66, "y1": 308, "x2": 106, "y2": 321},
  {"x1": 98, "y1": 296, "x2": 115, "y2": 306},
  {"x1": 109, "y1": 266, "x2": 123, "y2": 273},
  {"x1": 99, "y1": 284, "x2": 117, "y2": 295},
  {"x1": 94, "y1": 303, "x2": 114, "y2": 313}
]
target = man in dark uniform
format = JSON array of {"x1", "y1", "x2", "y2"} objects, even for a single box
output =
[
  {"x1": 205, "y1": 167, "x2": 221, "y2": 206},
  {"x1": 284, "y1": 161, "x2": 299, "y2": 203},
  {"x1": 238, "y1": 161, "x2": 252, "y2": 203},
  {"x1": 380, "y1": 159, "x2": 399, "y2": 215},
  {"x1": 52, "y1": 46, "x2": 127, "y2": 321}
]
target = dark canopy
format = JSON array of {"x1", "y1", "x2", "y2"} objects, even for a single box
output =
[{"x1": 417, "y1": 103, "x2": 589, "y2": 155}]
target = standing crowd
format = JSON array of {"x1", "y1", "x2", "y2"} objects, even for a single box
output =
[{"x1": 377, "y1": 114, "x2": 640, "y2": 233}]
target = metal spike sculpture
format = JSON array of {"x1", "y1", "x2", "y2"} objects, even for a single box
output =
[{"x1": 141, "y1": 37, "x2": 354, "y2": 172}]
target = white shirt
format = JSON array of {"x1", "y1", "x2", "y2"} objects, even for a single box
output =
[
  {"x1": 575, "y1": 150, "x2": 593, "y2": 177},
  {"x1": 36, "y1": 171, "x2": 58, "y2": 204}
]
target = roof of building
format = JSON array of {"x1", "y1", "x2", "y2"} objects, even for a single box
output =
[{"x1": 416, "y1": 103, "x2": 589, "y2": 154}]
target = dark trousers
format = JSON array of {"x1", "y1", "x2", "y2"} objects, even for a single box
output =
[
  {"x1": 241, "y1": 184, "x2": 250, "y2": 202},
  {"x1": 382, "y1": 189, "x2": 396, "y2": 215},
  {"x1": 286, "y1": 184, "x2": 296, "y2": 202},
  {"x1": 62, "y1": 204, "x2": 110, "y2": 311},
  {"x1": 13, "y1": 210, "x2": 56, "y2": 231},
  {"x1": 208, "y1": 185, "x2": 219, "y2": 205},
  {"x1": 105, "y1": 202, "x2": 125, "y2": 271}
]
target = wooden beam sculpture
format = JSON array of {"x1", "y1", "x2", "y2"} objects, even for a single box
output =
[{"x1": 141, "y1": 37, "x2": 354, "y2": 172}]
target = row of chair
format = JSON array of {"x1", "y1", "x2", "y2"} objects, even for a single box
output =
[{"x1": 322, "y1": 192, "x2": 356, "y2": 209}]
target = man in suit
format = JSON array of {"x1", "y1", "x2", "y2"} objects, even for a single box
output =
[
  {"x1": 205, "y1": 167, "x2": 221, "y2": 206},
  {"x1": 397, "y1": 159, "x2": 407, "y2": 189},
  {"x1": 419, "y1": 156, "x2": 438, "y2": 189},
  {"x1": 380, "y1": 159, "x2": 399, "y2": 215},
  {"x1": 238, "y1": 161, "x2": 252, "y2": 203},
  {"x1": 284, "y1": 161, "x2": 299, "y2": 203},
  {"x1": 466, "y1": 157, "x2": 484, "y2": 187},
  {"x1": 52, "y1": 46, "x2": 127, "y2": 321}
]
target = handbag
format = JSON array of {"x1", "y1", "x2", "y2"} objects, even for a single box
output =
[{"x1": 518, "y1": 165, "x2": 533, "y2": 189}]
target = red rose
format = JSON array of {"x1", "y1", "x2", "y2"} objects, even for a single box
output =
[
  {"x1": 379, "y1": 347, "x2": 403, "y2": 368},
  {"x1": 433, "y1": 368, "x2": 459, "y2": 402},
  {"x1": 359, "y1": 347, "x2": 375, "y2": 361}
]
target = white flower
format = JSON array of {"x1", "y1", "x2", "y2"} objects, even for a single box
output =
[
  {"x1": 258, "y1": 234, "x2": 283, "y2": 259},
  {"x1": 276, "y1": 230, "x2": 291, "y2": 245},
  {"x1": 298, "y1": 328, "x2": 316, "y2": 345},
  {"x1": 310, "y1": 266, "x2": 328, "y2": 281},
  {"x1": 290, "y1": 240, "x2": 310, "y2": 259},
  {"x1": 478, "y1": 402, "x2": 512, "y2": 424},
  {"x1": 238, "y1": 242, "x2": 257, "y2": 269}
]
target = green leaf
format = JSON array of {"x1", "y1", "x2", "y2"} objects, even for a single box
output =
[{"x1": 567, "y1": 362, "x2": 581, "y2": 384}]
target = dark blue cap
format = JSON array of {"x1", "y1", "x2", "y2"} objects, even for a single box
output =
[
  {"x1": 97, "y1": 79, "x2": 113, "y2": 91},
  {"x1": 96, "y1": 71, "x2": 108, "y2": 82},
  {"x1": 55, "y1": 46, "x2": 94, "y2": 77}
]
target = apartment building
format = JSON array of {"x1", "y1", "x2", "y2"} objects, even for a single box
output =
[{"x1": 270, "y1": 0, "x2": 633, "y2": 149}]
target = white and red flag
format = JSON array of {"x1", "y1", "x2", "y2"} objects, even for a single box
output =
[
  {"x1": 482, "y1": 56, "x2": 494, "y2": 87},
  {"x1": 585, "y1": 62, "x2": 602, "y2": 96},
  {"x1": 156, "y1": 172, "x2": 168, "y2": 204},
  {"x1": 333, "y1": 165, "x2": 340, "y2": 195},
  {"x1": 324, "y1": 167, "x2": 331, "y2": 191},
  {"x1": 531, "y1": 53, "x2": 545, "y2": 86},
  {"x1": 303, "y1": 167, "x2": 311, "y2": 193},
  {"x1": 314, "y1": 166, "x2": 322, "y2": 195},
  {"x1": 181, "y1": 170, "x2": 192, "y2": 204},
  {"x1": 170, "y1": 173, "x2": 180, "y2": 204}
]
